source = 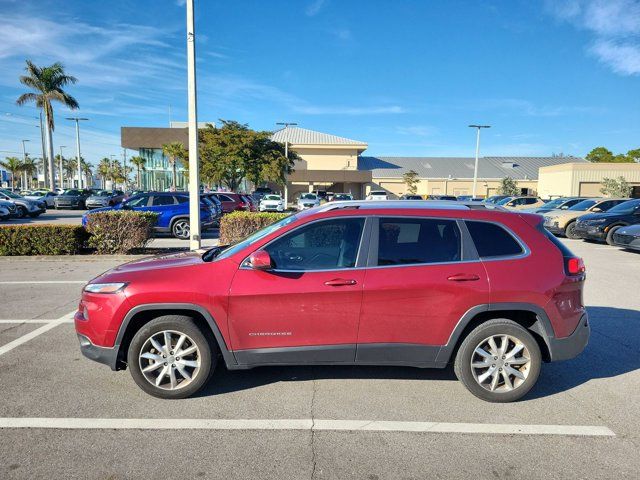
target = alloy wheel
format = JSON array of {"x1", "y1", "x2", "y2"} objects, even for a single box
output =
[
  {"x1": 173, "y1": 220, "x2": 190, "y2": 239},
  {"x1": 138, "y1": 330, "x2": 201, "y2": 390},
  {"x1": 470, "y1": 334, "x2": 531, "y2": 392}
]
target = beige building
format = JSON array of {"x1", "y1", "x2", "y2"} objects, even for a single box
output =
[{"x1": 538, "y1": 162, "x2": 640, "y2": 198}]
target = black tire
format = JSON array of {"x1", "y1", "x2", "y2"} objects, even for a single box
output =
[
  {"x1": 16, "y1": 205, "x2": 27, "y2": 218},
  {"x1": 454, "y1": 319, "x2": 541, "y2": 403},
  {"x1": 28, "y1": 212, "x2": 40, "y2": 218},
  {"x1": 565, "y1": 221, "x2": 579, "y2": 239},
  {"x1": 172, "y1": 218, "x2": 190, "y2": 239},
  {"x1": 606, "y1": 226, "x2": 622, "y2": 246},
  {"x1": 127, "y1": 315, "x2": 216, "y2": 399}
]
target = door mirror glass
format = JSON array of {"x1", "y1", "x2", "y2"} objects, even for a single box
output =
[
  {"x1": 248, "y1": 250, "x2": 272, "y2": 270},
  {"x1": 591, "y1": 207, "x2": 602, "y2": 212}
]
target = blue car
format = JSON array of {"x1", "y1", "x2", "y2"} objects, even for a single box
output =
[{"x1": 82, "y1": 191, "x2": 220, "y2": 239}]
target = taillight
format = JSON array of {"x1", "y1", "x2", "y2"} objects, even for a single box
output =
[{"x1": 565, "y1": 257, "x2": 585, "y2": 276}]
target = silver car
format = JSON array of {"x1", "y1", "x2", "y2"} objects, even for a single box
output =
[
  {"x1": 85, "y1": 190, "x2": 125, "y2": 209},
  {"x1": 297, "y1": 193, "x2": 320, "y2": 210}
]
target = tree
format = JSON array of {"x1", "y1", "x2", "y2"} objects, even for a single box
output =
[
  {"x1": 162, "y1": 141, "x2": 187, "y2": 191},
  {"x1": 16, "y1": 60, "x2": 79, "y2": 189},
  {"x1": 600, "y1": 177, "x2": 632, "y2": 198},
  {"x1": 0, "y1": 157, "x2": 23, "y2": 190},
  {"x1": 81, "y1": 158, "x2": 92, "y2": 189},
  {"x1": 586, "y1": 146, "x2": 634, "y2": 163},
  {"x1": 497, "y1": 176, "x2": 519, "y2": 196},
  {"x1": 403, "y1": 169, "x2": 419, "y2": 194},
  {"x1": 129, "y1": 156, "x2": 146, "y2": 189},
  {"x1": 97, "y1": 158, "x2": 111, "y2": 188},
  {"x1": 21, "y1": 156, "x2": 38, "y2": 189},
  {"x1": 626, "y1": 149, "x2": 640, "y2": 163}
]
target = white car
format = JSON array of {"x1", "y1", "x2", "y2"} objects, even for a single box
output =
[
  {"x1": 297, "y1": 193, "x2": 320, "y2": 210},
  {"x1": 259, "y1": 194, "x2": 285, "y2": 212},
  {"x1": 23, "y1": 190, "x2": 57, "y2": 207},
  {"x1": 366, "y1": 190, "x2": 388, "y2": 201}
]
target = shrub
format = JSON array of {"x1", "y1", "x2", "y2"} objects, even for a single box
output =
[
  {"x1": 85, "y1": 211, "x2": 158, "y2": 254},
  {"x1": 0, "y1": 225, "x2": 89, "y2": 255},
  {"x1": 219, "y1": 211, "x2": 289, "y2": 245}
]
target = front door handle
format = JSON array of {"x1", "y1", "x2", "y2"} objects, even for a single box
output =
[
  {"x1": 324, "y1": 278, "x2": 357, "y2": 286},
  {"x1": 447, "y1": 273, "x2": 480, "y2": 282}
]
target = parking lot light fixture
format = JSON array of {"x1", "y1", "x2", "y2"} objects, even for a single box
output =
[
  {"x1": 468, "y1": 125, "x2": 491, "y2": 198},
  {"x1": 66, "y1": 117, "x2": 88, "y2": 189}
]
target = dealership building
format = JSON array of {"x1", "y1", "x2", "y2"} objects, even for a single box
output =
[{"x1": 121, "y1": 124, "x2": 640, "y2": 200}]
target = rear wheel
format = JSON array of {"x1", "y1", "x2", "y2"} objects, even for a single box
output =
[
  {"x1": 565, "y1": 221, "x2": 579, "y2": 239},
  {"x1": 172, "y1": 219, "x2": 190, "y2": 239},
  {"x1": 127, "y1": 316, "x2": 215, "y2": 399},
  {"x1": 454, "y1": 319, "x2": 541, "y2": 402},
  {"x1": 606, "y1": 226, "x2": 622, "y2": 246}
]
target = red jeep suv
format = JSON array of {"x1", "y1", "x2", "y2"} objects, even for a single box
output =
[{"x1": 75, "y1": 201, "x2": 589, "y2": 402}]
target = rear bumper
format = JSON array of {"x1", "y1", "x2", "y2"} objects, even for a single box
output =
[
  {"x1": 548, "y1": 313, "x2": 590, "y2": 361},
  {"x1": 77, "y1": 333, "x2": 120, "y2": 370}
]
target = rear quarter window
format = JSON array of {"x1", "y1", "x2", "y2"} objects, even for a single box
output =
[{"x1": 465, "y1": 221, "x2": 524, "y2": 258}]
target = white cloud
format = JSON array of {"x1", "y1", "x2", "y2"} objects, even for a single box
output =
[
  {"x1": 590, "y1": 39, "x2": 640, "y2": 74},
  {"x1": 306, "y1": 0, "x2": 327, "y2": 17}
]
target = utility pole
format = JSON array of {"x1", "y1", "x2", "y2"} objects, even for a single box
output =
[
  {"x1": 186, "y1": 0, "x2": 201, "y2": 251},
  {"x1": 468, "y1": 125, "x2": 491, "y2": 198},
  {"x1": 110, "y1": 155, "x2": 116, "y2": 190},
  {"x1": 38, "y1": 112, "x2": 48, "y2": 189},
  {"x1": 67, "y1": 117, "x2": 88, "y2": 189},
  {"x1": 276, "y1": 122, "x2": 297, "y2": 207},
  {"x1": 122, "y1": 148, "x2": 127, "y2": 190},
  {"x1": 59, "y1": 146, "x2": 66, "y2": 188},
  {"x1": 21, "y1": 139, "x2": 30, "y2": 189}
]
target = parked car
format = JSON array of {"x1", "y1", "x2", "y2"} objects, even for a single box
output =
[
  {"x1": 331, "y1": 193, "x2": 354, "y2": 201},
  {"x1": 543, "y1": 198, "x2": 629, "y2": 239},
  {"x1": 23, "y1": 190, "x2": 57, "y2": 207},
  {"x1": 54, "y1": 187, "x2": 65, "y2": 195},
  {"x1": 200, "y1": 193, "x2": 223, "y2": 221},
  {"x1": 457, "y1": 195, "x2": 483, "y2": 202},
  {"x1": 252, "y1": 187, "x2": 273, "y2": 202},
  {"x1": 428, "y1": 195, "x2": 457, "y2": 201},
  {"x1": 75, "y1": 201, "x2": 589, "y2": 401},
  {"x1": 484, "y1": 195, "x2": 511, "y2": 204},
  {"x1": 312, "y1": 190, "x2": 328, "y2": 201},
  {"x1": 572, "y1": 199, "x2": 640, "y2": 245},
  {"x1": 366, "y1": 190, "x2": 388, "y2": 201},
  {"x1": 497, "y1": 196, "x2": 545, "y2": 210},
  {"x1": 82, "y1": 192, "x2": 217, "y2": 239},
  {"x1": 85, "y1": 190, "x2": 125, "y2": 209},
  {"x1": 400, "y1": 194, "x2": 423, "y2": 200},
  {"x1": 297, "y1": 193, "x2": 321, "y2": 210},
  {"x1": 520, "y1": 197, "x2": 589, "y2": 214},
  {"x1": 209, "y1": 192, "x2": 252, "y2": 214},
  {"x1": 259, "y1": 194, "x2": 285, "y2": 212},
  {"x1": 612, "y1": 224, "x2": 640, "y2": 251},
  {"x1": 0, "y1": 204, "x2": 10, "y2": 220},
  {"x1": 0, "y1": 188, "x2": 45, "y2": 218},
  {"x1": 54, "y1": 189, "x2": 93, "y2": 210},
  {"x1": 0, "y1": 199, "x2": 17, "y2": 218},
  {"x1": 240, "y1": 194, "x2": 258, "y2": 212}
]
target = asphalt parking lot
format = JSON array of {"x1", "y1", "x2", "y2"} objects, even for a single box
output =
[{"x1": 0, "y1": 240, "x2": 639, "y2": 479}]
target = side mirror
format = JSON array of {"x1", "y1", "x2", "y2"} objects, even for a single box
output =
[
  {"x1": 507, "y1": 201, "x2": 515, "y2": 207},
  {"x1": 591, "y1": 207, "x2": 602, "y2": 212},
  {"x1": 248, "y1": 250, "x2": 272, "y2": 270}
]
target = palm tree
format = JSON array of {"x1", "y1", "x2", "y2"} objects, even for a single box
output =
[
  {"x1": 16, "y1": 60, "x2": 79, "y2": 190},
  {"x1": 162, "y1": 142, "x2": 187, "y2": 191},
  {"x1": 0, "y1": 157, "x2": 23, "y2": 190},
  {"x1": 81, "y1": 159, "x2": 92, "y2": 189},
  {"x1": 129, "y1": 155, "x2": 146, "y2": 189},
  {"x1": 21, "y1": 156, "x2": 38, "y2": 189},
  {"x1": 97, "y1": 158, "x2": 111, "y2": 188},
  {"x1": 66, "y1": 158, "x2": 78, "y2": 188}
]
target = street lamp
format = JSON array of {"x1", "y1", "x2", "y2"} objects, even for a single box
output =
[
  {"x1": 276, "y1": 122, "x2": 297, "y2": 206},
  {"x1": 59, "y1": 145, "x2": 66, "y2": 189},
  {"x1": 468, "y1": 125, "x2": 491, "y2": 198},
  {"x1": 21, "y1": 139, "x2": 30, "y2": 189},
  {"x1": 66, "y1": 117, "x2": 88, "y2": 189}
]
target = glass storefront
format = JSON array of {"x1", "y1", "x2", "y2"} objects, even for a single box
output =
[{"x1": 139, "y1": 148, "x2": 187, "y2": 191}]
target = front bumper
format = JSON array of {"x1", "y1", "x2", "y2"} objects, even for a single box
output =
[
  {"x1": 613, "y1": 232, "x2": 640, "y2": 250},
  {"x1": 77, "y1": 333, "x2": 120, "y2": 370},
  {"x1": 573, "y1": 224, "x2": 607, "y2": 241},
  {"x1": 548, "y1": 313, "x2": 590, "y2": 361}
]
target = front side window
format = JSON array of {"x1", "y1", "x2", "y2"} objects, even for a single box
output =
[
  {"x1": 377, "y1": 217, "x2": 461, "y2": 266},
  {"x1": 466, "y1": 221, "x2": 524, "y2": 258},
  {"x1": 265, "y1": 218, "x2": 365, "y2": 270},
  {"x1": 126, "y1": 195, "x2": 149, "y2": 208},
  {"x1": 152, "y1": 195, "x2": 177, "y2": 206}
]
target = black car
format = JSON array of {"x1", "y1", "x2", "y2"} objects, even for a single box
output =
[
  {"x1": 54, "y1": 189, "x2": 94, "y2": 209},
  {"x1": 428, "y1": 195, "x2": 457, "y2": 201},
  {"x1": 573, "y1": 199, "x2": 640, "y2": 245},
  {"x1": 399, "y1": 194, "x2": 423, "y2": 200},
  {"x1": 612, "y1": 224, "x2": 640, "y2": 251}
]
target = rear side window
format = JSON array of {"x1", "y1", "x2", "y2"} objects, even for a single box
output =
[
  {"x1": 377, "y1": 218, "x2": 461, "y2": 266},
  {"x1": 152, "y1": 195, "x2": 177, "y2": 206},
  {"x1": 466, "y1": 221, "x2": 524, "y2": 258}
]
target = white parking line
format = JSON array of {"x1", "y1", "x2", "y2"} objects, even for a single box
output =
[
  {"x1": 0, "y1": 417, "x2": 615, "y2": 437},
  {"x1": 0, "y1": 311, "x2": 75, "y2": 356},
  {"x1": 0, "y1": 281, "x2": 86, "y2": 285},
  {"x1": 0, "y1": 319, "x2": 74, "y2": 324}
]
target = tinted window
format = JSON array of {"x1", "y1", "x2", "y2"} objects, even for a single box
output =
[
  {"x1": 377, "y1": 218, "x2": 461, "y2": 266},
  {"x1": 152, "y1": 195, "x2": 177, "y2": 206},
  {"x1": 607, "y1": 199, "x2": 640, "y2": 214},
  {"x1": 176, "y1": 196, "x2": 189, "y2": 204},
  {"x1": 466, "y1": 221, "x2": 524, "y2": 258},
  {"x1": 126, "y1": 195, "x2": 149, "y2": 207},
  {"x1": 217, "y1": 194, "x2": 233, "y2": 202},
  {"x1": 265, "y1": 218, "x2": 365, "y2": 270}
]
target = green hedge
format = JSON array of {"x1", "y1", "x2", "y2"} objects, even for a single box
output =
[
  {"x1": 85, "y1": 211, "x2": 158, "y2": 254},
  {"x1": 0, "y1": 225, "x2": 89, "y2": 255},
  {"x1": 219, "y1": 211, "x2": 289, "y2": 245}
]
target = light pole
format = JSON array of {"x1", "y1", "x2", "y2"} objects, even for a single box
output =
[
  {"x1": 21, "y1": 139, "x2": 30, "y2": 189},
  {"x1": 276, "y1": 122, "x2": 297, "y2": 206},
  {"x1": 468, "y1": 125, "x2": 490, "y2": 198},
  {"x1": 186, "y1": 0, "x2": 201, "y2": 251},
  {"x1": 110, "y1": 155, "x2": 116, "y2": 189},
  {"x1": 122, "y1": 148, "x2": 128, "y2": 190},
  {"x1": 67, "y1": 117, "x2": 88, "y2": 189},
  {"x1": 59, "y1": 145, "x2": 66, "y2": 189}
]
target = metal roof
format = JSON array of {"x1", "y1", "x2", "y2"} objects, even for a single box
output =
[
  {"x1": 271, "y1": 127, "x2": 367, "y2": 146},
  {"x1": 358, "y1": 156, "x2": 587, "y2": 180}
]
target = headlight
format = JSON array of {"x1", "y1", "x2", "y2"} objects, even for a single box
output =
[
  {"x1": 83, "y1": 282, "x2": 127, "y2": 294},
  {"x1": 589, "y1": 219, "x2": 607, "y2": 224}
]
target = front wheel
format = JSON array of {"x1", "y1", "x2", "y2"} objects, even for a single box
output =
[
  {"x1": 454, "y1": 319, "x2": 541, "y2": 402},
  {"x1": 565, "y1": 221, "x2": 580, "y2": 239},
  {"x1": 127, "y1": 316, "x2": 215, "y2": 399},
  {"x1": 172, "y1": 219, "x2": 190, "y2": 239},
  {"x1": 606, "y1": 226, "x2": 622, "y2": 246},
  {"x1": 16, "y1": 206, "x2": 27, "y2": 218}
]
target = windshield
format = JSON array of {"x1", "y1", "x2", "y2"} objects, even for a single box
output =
[
  {"x1": 94, "y1": 190, "x2": 111, "y2": 196},
  {"x1": 542, "y1": 198, "x2": 565, "y2": 209},
  {"x1": 334, "y1": 194, "x2": 352, "y2": 200},
  {"x1": 63, "y1": 189, "x2": 81, "y2": 196},
  {"x1": 371, "y1": 191, "x2": 386, "y2": 195},
  {"x1": 300, "y1": 193, "x2": 317, "y2": 200},
  {"x1": 607, "y1": 199, "x2": 640, "y2": 214},
  {"x1": 496, "y1": 197, "x2": 514, "y2": 205},
  {"x1": 209, "y1": 214, "x2": 297, "y2": 261},
  {"x1": 569, "y1": 199, "x2": 597, "y2": 211},
  {"x1": 263, "y1": 195, "x2": 281, "y2": 200},
  {"x1": 0, "y1": 189, "x2": 21, "y2": 199}
]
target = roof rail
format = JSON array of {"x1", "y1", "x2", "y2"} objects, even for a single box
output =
[{"x1": 318, "y1": 200, "x2": 508, "y2": 212}]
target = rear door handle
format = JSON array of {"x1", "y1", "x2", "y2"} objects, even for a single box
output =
[
  {"x1": 324, "y1": 278, "x2": 357, "y2": 286},
  {"x1": 447, "y1": 274, "x2": 480, "y2": 282}
]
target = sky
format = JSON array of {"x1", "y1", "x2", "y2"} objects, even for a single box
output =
[{"x1": 0, "y1": 0, "x2": 639, "y2": 168}]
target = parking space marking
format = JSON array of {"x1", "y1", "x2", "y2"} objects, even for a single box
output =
[
  {"x1": 0, "y1": 311, "x2": 75, "y2": 356},
  {"x1": 0, "y1": 319, "x2": 74, "y2": 324},
  {"x1": 0, "y1": 417, "x2": 615, "y2": 437},
  {"x1": 0, "y1": 281, "x2": 86, "y2": 285}
]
